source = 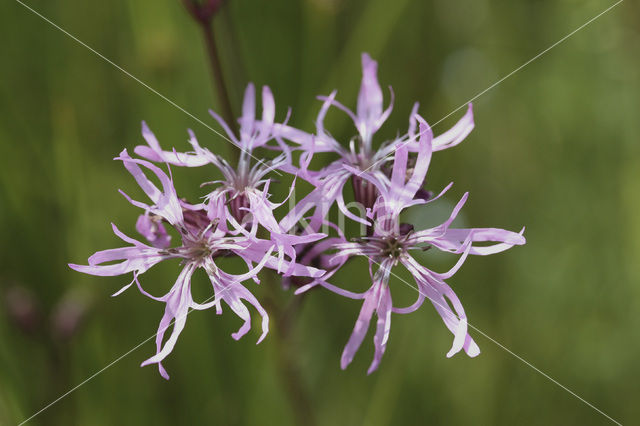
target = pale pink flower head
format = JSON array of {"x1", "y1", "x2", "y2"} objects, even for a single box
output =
[
  {"x1": 69, "y1": 150, "x2": 323, "y2": 379},
  {"x1": 134, "y1": 84, "x2": 323, "y2": 275},
  {"x1": 297, "y1": 119, "x2": 525, "y2": 374},
  {"x1": 277, "y1": 53, "x2": 475, "y2": 234}
]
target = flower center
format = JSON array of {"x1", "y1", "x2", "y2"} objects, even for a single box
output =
[
  {"x1": 183, "y1": 239, "x2": 214, "y2": 260},
  {"x1": 382, "y1": 236, "x2": 405, "y2": 259}
]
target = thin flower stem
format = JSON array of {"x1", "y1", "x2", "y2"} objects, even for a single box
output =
[
  {"x1": 200, "y1": 24, "x2": 235, "y2": 131},
  {"x1": 200, "y1": 23, "x2": 239, "y2": 160},
  {"x1": 181, "y1": 0, "x2": 239, "y2": 162}
]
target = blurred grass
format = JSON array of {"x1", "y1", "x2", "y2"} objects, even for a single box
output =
[{"x1": 1, "y1": 0, "x2": 639, "y2": 425}]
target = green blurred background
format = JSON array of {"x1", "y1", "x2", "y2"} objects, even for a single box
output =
[{"x1": 1, "y1": 0, "x2": 639, "y2": 424}]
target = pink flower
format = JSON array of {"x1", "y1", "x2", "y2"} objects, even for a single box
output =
[
  {"x1": 69, "y1": 52, "x2": 526, "y2": 378},
  {"x1": 296, "y1": 119, "x2": 525, "y2": 374},
  {"x1": 276, "y1": 53, "x2": 475, "y2": 234},
  {"x1": 134, "y1": 84, "x2": 323, "y2": 275},
  {"x1": 69, "y1": 150, "x2": 323, "y2": 379}
]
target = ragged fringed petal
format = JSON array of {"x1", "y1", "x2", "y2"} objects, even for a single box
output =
[
  {"x1": 240, "y1": 183, "x2": 326, "y2": 272},
  {"x1": 431, "y1": 227, "x2": 526, "y2": 256},
  {"x1": 403, "y1": 119, "x2": 433, "y2": 199},
  {"x1": 272, "y1": 123, "x2": 338, "y2": 154},
  {"x1": 116, "y1": 150, "x2": 184, "y2": 228},
  {"x1": 210, "y1": 269, "x2": 269, "y2": 344},
  {"x1": 357, "y1": 53, "x2": 386, "y2": 145},
  {"x1": 68, "y1": 224, "x2": 173, "y2": 278},
  {"x1": 406, "y1": 104, "x2": 474, "y2": 153},
  {"x1": 224, "y1": 243, "x2": 275, "y2": 283},
  {"x1": 249, "y1": 154, "x2": 287, "y2": 184},
  {"x1": 186, "y1": 130, "x2": 237, "y2": 180},
  {"x1": 140, "y1": 263, "x2": 197, "y2": 379},
  {"x1": 136, "y1": 214, "x2": 171, "y2": 249},
  {"x1": 204, "y1": 189, "x2": 232, "y2": 234},
  {"x1": 296, "y1": 278, "x2": 366, "y2": 299},
  {"x1": 257, "y1": 85, "x2": 276, "y2": 145},
  {"x1": 407, "y1": 102, "x2": 420, "y2": 136},
  {"x1": 208, "y1": 109, "x2": 241, "y2": 146},
  {"x1": 432, "y1": 103, "x2": 474, "y2": 152},
  {"x1": 435, "y1": 236, "x2": 474, "y2": 280},
  {"x1": 316, "y1": 90, "x2": 337, "y2": 139},
  {"x1": 239, "y1": 83, "x2": 256, "y2": 144},
  {"x1": 289, "y1": 232, "x2": 351, "y2": 292},
  {"x1": 233, "y1": 83, "x2": 277, "y2": 151},
  {"x1": 341, "y1": 286, "x2": 378, "y2": 370},
  {"x1": 370, "y1": 118, "x2": 433, "y2": 221},
  {"x1": 410, "y1": 214, "x2": 526, "y2": 256},
  {"x1": 367, "y1": 283, "x2": 392, "y2": 374},
  {"x1": 391, "y1": 290, "x2": 426, "y2": 314},
  {"x1": 357, "y1": 54, "x2": 383, "y2": 124},
  {"x1": 407, "y1": 192, "x2": 469, "y2": 243},
  {"x1": 272, "y1": 233, "x2": 327, "y2": 276},
  {"x1": 280, "y1": 170, "x2": 350, "y2": 233},
  {"x1": 316, "y1": 94, "x2": 358, "y2": 129},
  {"x1": 401, "y1": 256, "x2": 480, "y2": 358},
  {"x1": 389, "y1": 136, "x2": 409, "y2": 194},
  {"x1": 134, "y1": 122, "x2": 211, "y2": 167},
  {"x1": 341, "y1": 260, "x2": 393, "y2": 371},
  {"x1": 336, "y1": 190, "x2": 370, "y2": 227},
  {"x1": 373, "y1": 87, "x2": 394, "y2": 135},
  {"x1": 244, "y1": 184, "x2": 283, "y2": 233},
  {"x1": 236, "y1": 240, "x2": 325, "y2": 279},
  {"x1": 69, "y1": 254, "x2": 162, "y2": 278}
]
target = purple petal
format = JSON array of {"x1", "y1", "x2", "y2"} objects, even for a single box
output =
[
  {"x1": 140, "y1": 263, "x2": 196, "y2": 379},
  {"x1": 357, "y1": 53, "x2": 383, "y2": 141},
  {"x1": 210, "y1": 269, "x2": 269, "y2": 344},
  {"x1": 208, "y1": 109, "x2": 240, "y2": 145},
  {"x1": 430, "y1": 227, "x2": 526, "y2": 256},
  {"x1": 402, "y1": 256, "x2": 479, "y2": 358},
  {"x1": 407, "y1": 102, "x2": 419, "y2": 136},
  {"x1": 239, "y1": 83, "x2": 256, "y2": 143},
  {"x1": 443, "y1": 243, "x2": 473, "y2": 281},
  {"x1": 116, "y1": 150, "x2": 184, "y2": 227},
  {"x1": 391, "y1": 292, "x2": 425, "y2": 314},
  {"x1": 134, "y1": 122, "x2": 211, "y2": 167},
  {"x1": 341, "y1": 288, "x2": 377, "y2": 370},
  {"x1": 316, "y1": 91, "x2": 337, "y2": 138},
  {"x1": 302, "y1": 279, "x2": 367, "y2": 300},
  {"x1": 136, "y1": 214, "x2": 171, "y2": 249},
  {"x1": 367, "y1": 285, "x2": 392, "y2": 374},
  {"x1": 69, "y1": 224, "x2": 173, "y2": 280},
  {"x1": 259, "y1": 85, "x2": 276, "y2": 139},
  {"x1": 432, "y1": 103, "x2": 474, "y2": 151},
  {"x1": 403, "y1": 119, "x2": 433, "y2": 199}
]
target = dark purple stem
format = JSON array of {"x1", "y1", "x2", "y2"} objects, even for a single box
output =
[
  {"x1": 182, "y1": 0, "x2": 239, "y2": 160},
  {"x1": 181, "y1": 3, "x2": 313, "y2": 422},
  {"x1": 200, "y1": 24, "x2": 236, "y2": 134}
]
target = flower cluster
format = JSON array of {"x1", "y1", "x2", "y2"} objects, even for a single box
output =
[{"x1": 70, "y1": 53, "x2": 525, "y2": 378}]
